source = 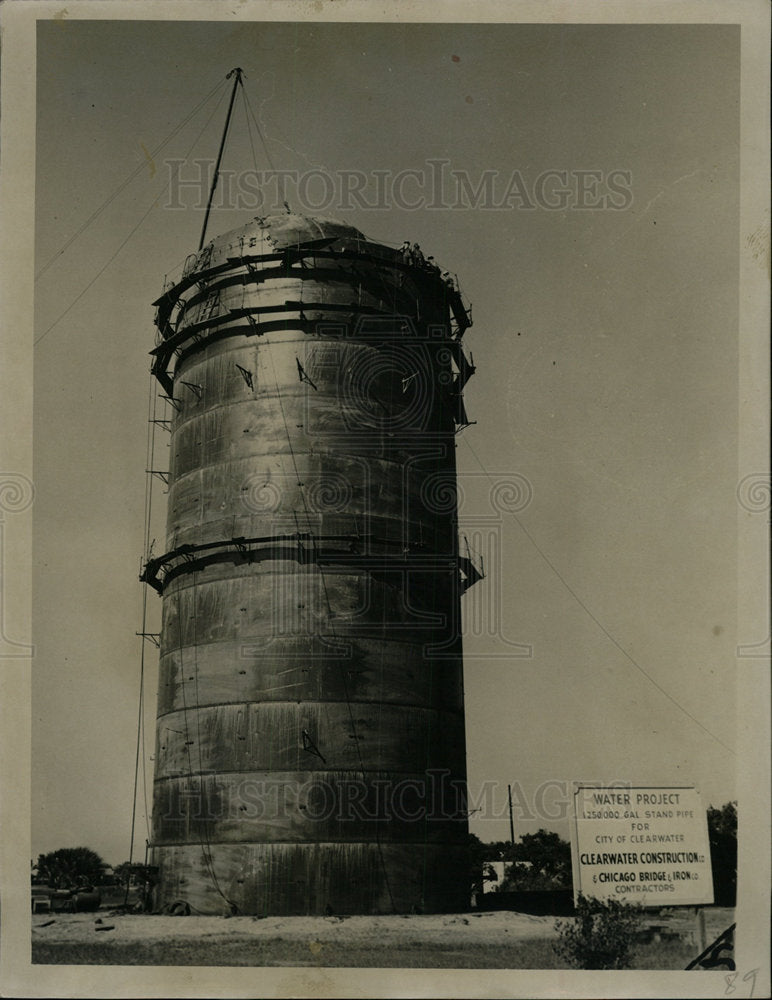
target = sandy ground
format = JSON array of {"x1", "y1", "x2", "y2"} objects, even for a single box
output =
[
  {"x1": 32, "y1": 910, "x2": 559, "y2": 948},
  {"x1": 31, "y1": 906, "x2": 734, "y2": 950}
]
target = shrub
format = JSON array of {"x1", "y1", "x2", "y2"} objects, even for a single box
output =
[{"x1": 553, "y1": 893, "x2": 643, "y2": 969}]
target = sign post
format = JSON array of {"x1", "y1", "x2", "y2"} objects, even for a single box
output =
[
  {"x1": 695, "y1": 905, "x2": 707, "y2": 952},
  {"x1": 570, "y1": 785, "x2": 713, "y2": 907}
]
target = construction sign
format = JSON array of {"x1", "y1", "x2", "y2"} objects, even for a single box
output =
[{"x1": 570, "y1": 785, "x2": 714, "y2": 905}]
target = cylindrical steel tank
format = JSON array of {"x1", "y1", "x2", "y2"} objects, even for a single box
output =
[{"x1": 144, "y1": 214, "x2": 476, "y2": 915}]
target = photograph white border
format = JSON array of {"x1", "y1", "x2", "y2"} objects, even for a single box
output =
[{"x1": 1, "y1": 1, "x2": 768, "y2": 997}]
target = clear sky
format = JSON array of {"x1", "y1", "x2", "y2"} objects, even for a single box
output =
[{"x1": 32, "y1": 18, "x2": 740, "y2": 866}]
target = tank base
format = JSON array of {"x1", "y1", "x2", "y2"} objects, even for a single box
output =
[{"x1": 152, "y1": 841, "x2": 470, "y2": 916}]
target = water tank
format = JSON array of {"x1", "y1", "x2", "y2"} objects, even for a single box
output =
[{"x1": 143, "y1": 214, "x2": 477, "y2": 915}]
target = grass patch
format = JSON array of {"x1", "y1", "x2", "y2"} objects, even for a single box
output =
[
  {"x1": 32, "y1": 937, "x2": 565, "y2": 968},
  {"x1": 32, "y1": 935, "x2": 697, "y2": 969},
  {"x1": 632, "y1": 938, "x2": 696, "y2": 970}
]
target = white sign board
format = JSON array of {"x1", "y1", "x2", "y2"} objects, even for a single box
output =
[{"x1": 571, "y1": 786, "x2": 713, "y2": 905}]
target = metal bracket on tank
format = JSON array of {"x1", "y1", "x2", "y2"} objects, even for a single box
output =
[
  {"x1": 231, "y1": 537, "x2": 252, "y2": 560},
  {"x1": 295, "y1": 358, "x2": 317, "y2": 390},
  {"x1": 135, "y1": 632, "x2": 161, "y2": 648},
  {"x1": 159, "y1": 392, "x2": 180, "y2": 411},
  {"x1": 180, "y1": 381, "x2": 202, "y2": 399},
  {"x1": 244, "y1": 314, "x2": 263, "y2": 336},
  {"x1": 458, "y1": 537, "x2": 484, "y2": 592},
  {"x1": 301, "y1": 729, "x2": 327, "y2": 764},
  {"x1": 235, "y1": 364, "x2": 254, "y2": 390}
]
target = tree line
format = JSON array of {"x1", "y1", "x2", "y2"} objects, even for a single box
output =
[
  {"x1": 469, "y1": 801, "x2": 737, "y2": 904},
  {"x1": 32, "y1": 801, "x2": 737, "y2": 906}
]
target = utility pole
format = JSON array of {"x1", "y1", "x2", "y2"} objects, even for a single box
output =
[{"x1": 508, "y1": 784, "x2": 515, "y2": 845}]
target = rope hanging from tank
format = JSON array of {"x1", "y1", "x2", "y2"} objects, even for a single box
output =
[
  {"x1": 175, "y1": 570, "x2": 239, "y2": 914},
  {"x1": 460, "y1": 431, "x2": 737, "y2": 757},
  {"x1": 125, "y1": 372, "x2": 160, "y2": 906},
  {"x1": 241, "y1": 82, "x2": 288, "y2": 211},
  {"x1": 35, "y1": 75, "x2": 230, "y2": 283},
  {"x1": 266, "y1": 343, "x2": 398, "y2": 913},
  {"x1": 240, "y1": 78, "x2": 261, "y2": 181},
  {"x1": 140, "y1": 382, "x2": 159, "y2": 839},
  {"x1": 308, "y1": 529, "x2": 398, "y2": 914},
  {"x1": 36, "y1": 82, "x2": 230, "y2": 347},
  {"x1": 190, "y1": 569, "x2": 239, "y2": 912}
]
